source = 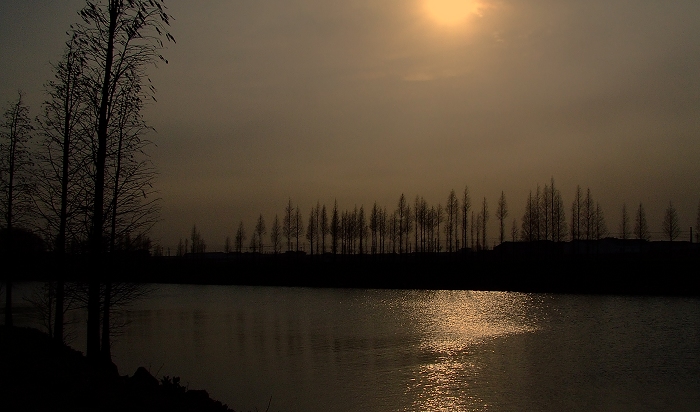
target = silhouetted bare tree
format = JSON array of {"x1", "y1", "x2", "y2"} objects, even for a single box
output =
[
  {"x1": 571, "y1": 185, "x2": 583, "y2": 241},
  {"x1": 461, "y1": 186, "x2": 471, "y2": 249},
  {"x1": 294, "y1": 205, "x2": 303, "y2": 252},
  {"x1": 72, "y1": 0, "x2": 174, "y2": 362},
  {"x1": 343, "y1": 208, "x2": 348, "y2": 254},
  {"x1": 235, "y1": 221, "x2": 246, "y2": 253},
  {"x1": 270, "y1": 215, "x2": 281, "y2": 253},
  {"x1": 389, "y1": 210, "x2": 398, "y2": 253},
  {"x1": 435, "y1": 203, "x2": 444, "y2": 252},
  {"x1": 1, "y1": 92, "x2": 35, "y2": 233},
  {"x1": 396, "y1": 194, "x2": 407, "y2": 254},
  {"x1": 379, "y1": 206, "x2": 387, "y2": 254},
  {"x1": 34, "y1": 35, "x2": 90, "y2": 260},
  {"x1": 662, "y1": 202, "x2": 680, "y2": 241},
  {"x1": 105, "y1": 72, "x2": 160, "y2": 255},
  {"x1": 424, "y1": 204, "x2": 434, "y2": 252},
  {"x1": 306, "y1": 207, "x2": 316, "y2": 255},
  {"x1": 552, "y1": 184, "x2": 567, "y2": 242},
  {"x1": 583, "y1": 188, "x2": 595, "y2": 240},
  {"x1": 470, "y1": 210, "x2": 476, "y2": 249},
  {"x1": 415, "y1": 196, "x2": 427, "y2": 252},
  {"x1": 593, "y1": 202, "x2": 607, "y2": 240},
  {"x1": 249, "y1": 232, "x2": 258, "y2": 253},
  {"x1": 405, "y1": 202, "x2": 413, "y2": 253},
  {"x1": 496, "y1": 191, "x2": 507, "y2": 245},
  {"x1": 541, "y1": 184, "x2": 551, "y2": 241},
  {"x1": 533, "y1": 186, "x2": 541, "y2": 240},
  {"x1": 475, "y1": 212, "x2": 482, "y2": 251},
  {"x1": 634, "y1": 203, "x2": 650, "y2": 241},
  {"x1": 413, "y1": 195, "x2": 420, "y2": 252},
  {"x1": 255, "y1": 214, "x2": 266, "y2": 252},
  {"x1": 619, "y1": 203, "x2": 630, "y2": 240},
  {"x1": 1, "y1": 91, "x2": 35, "y2": 327},
  {"x1": 370, "y1": 201, "x2": 379, "y2": 254},
  {"x1": 358, "y1": 205, "x2": 367, "y2": 254},
  {"x1": 481, "y1": 197, "x2": 489, "y2": 250},
  {"x1": 190, "y1": 224, "x2": 205, "y2": 253},
  {"x1": 446, "y1": 190, "x2": 458, "y2": 252},
  {"x1": 320, "y1": 204, "x2": 328, "y2": 253},
  {"x1": 330, "y1": 200, "x2": 339, "y2": 254},
  {"x1": 283, "y1": 198, "x2": 294, "y2": 252},
  {"x1": 340, "y1": 210, "x2": 348, "y2": 254},
  {"x1": 521, "y1": 191, "x2": 535, "y2": 242},
  {"x1": 350, "y1": 206, "x2": 359, "y2": 254},
  {"x1": 314, "y1": 201, "x2": 321, "y2": 255}
]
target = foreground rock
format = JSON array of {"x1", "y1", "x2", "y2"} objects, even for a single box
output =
[{"x1": 0, "y1": 326, "x2": 233, "y2": 412}]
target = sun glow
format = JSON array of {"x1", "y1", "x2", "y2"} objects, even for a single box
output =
[{"x1": 423, "y1": 0, "x2": 482, "y2": 26}]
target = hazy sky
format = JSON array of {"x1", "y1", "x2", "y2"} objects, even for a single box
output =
[{"x1": 2, "y1": 0, "x2": 700, "y2": 251}]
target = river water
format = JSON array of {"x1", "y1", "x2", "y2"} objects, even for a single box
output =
[{"x1": 8, "y1": 283, "x2": 700, "y2": 411}]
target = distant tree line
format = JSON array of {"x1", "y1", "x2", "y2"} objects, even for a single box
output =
[{"x1": 180, "y1": 179, "x2": 700, "y2": 257}]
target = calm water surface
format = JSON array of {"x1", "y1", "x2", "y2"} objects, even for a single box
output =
[{"x1": 11, "y1": 284, "x2": 700, "y2": 411}]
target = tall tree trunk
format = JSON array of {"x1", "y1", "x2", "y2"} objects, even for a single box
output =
[
  {"x1": 110, "y1": 129, "x2": 124, "y2": 253},
  {"x1": 54, "y1": 54, "x2": 73, "y2": 344},
  {"x1": 88, "y1": 2, "x2": 118, "y2": 363}
]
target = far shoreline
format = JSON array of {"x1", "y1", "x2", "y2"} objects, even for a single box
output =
[{"x1": 6, "y1": 239, "x2": 700, "y2": 297}]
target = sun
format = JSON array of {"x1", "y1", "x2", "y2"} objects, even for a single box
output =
[{"x1": 423, "y1": 0, "x2": 482, "y2": 26}]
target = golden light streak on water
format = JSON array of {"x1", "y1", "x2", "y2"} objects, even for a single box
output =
[{"x1": 402, "y1": 290, "x2": 542, "y2": 411}]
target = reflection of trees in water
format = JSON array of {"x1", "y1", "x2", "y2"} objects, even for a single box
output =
[
  {"x1": 23, "y1": 282, "x2": 79, "y2": 342},
  {"x1": 22, "y1": 281, "x2": 153, "y2": 352}
]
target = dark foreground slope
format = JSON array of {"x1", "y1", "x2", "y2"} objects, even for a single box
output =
[{"x1": 0, "y1": 326, "x2": 232, "y2": 412}]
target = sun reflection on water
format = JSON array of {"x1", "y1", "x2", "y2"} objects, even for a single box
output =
[{"x1": 402, "y1": 290, "x2": 544, "y2": 411}]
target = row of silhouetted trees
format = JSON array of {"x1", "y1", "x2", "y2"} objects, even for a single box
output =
[{"x1": 181, "y1": 180, "x2": 699, "y2": 255}]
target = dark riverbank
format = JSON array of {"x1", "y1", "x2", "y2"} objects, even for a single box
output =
[
  {"x1": 0, "y1": 326, "x2": 233, "y2": 412},
  {"x1": 150, "y1": 252, "x2": 700, "y2": 296},
  {"x1": 5, "y1": 240, "x2": 700, "y2": 296}
]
